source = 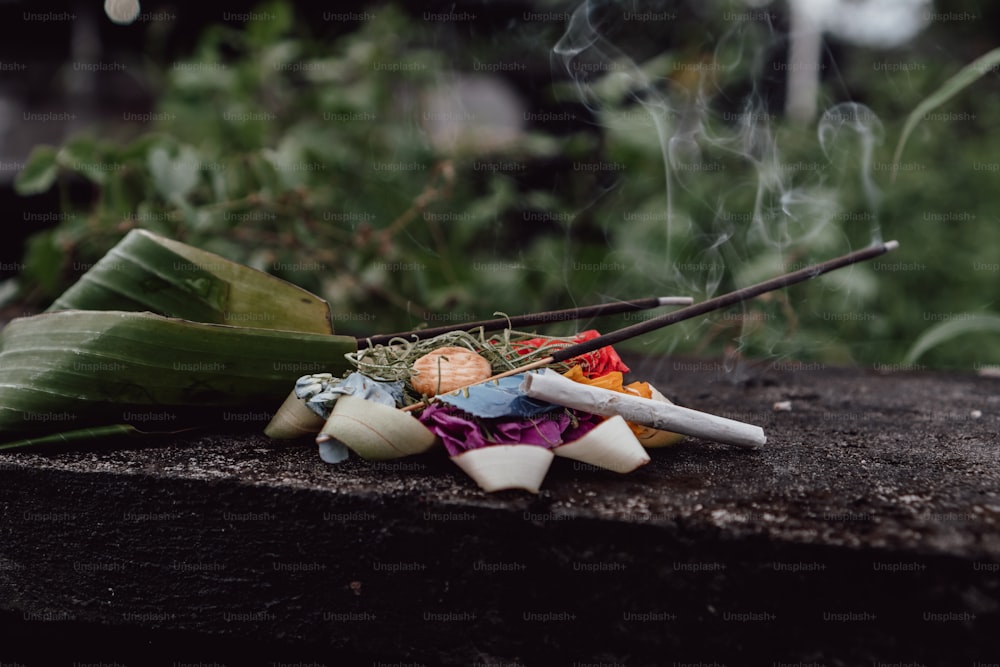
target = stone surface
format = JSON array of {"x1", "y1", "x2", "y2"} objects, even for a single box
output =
[{"x1": 1, "y1": 355, "x2": 999, "y2": 666}]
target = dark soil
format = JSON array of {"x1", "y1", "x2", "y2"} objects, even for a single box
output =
[{"x1": 1, "y1": 355, "x2": 998, "y2": 666}]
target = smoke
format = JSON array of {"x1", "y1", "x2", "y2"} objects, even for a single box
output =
[
  {"x1": 551, "y1": 0, "x2": 886, "y2": 362},
  {"x1": 819, "y1": 102, "x2": 885, "y2": 244},
  {"x1": 553, "y1": 2, "x2": 680, "y2": 249}
]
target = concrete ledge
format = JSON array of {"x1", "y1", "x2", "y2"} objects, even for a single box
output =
[{"x1": 1, "y1": 356, "x2": 999, "y2": 665}]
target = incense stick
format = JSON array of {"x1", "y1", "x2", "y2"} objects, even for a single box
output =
[
  {"x1": 401, "y1": 240, "x2": 899, "y2": 412},
  {"x1": 547, "y1": 240, "x2": 899, "y2": 363},
  {"x1": 358, "y1": 296, "x2": 693, "y2": 347}
]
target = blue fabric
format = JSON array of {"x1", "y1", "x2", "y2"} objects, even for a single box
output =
[
  {"x1": 296, "y1": 372, "x2": 405, "y2": 418},
  {"x1": 318, "y1": 440, "x2": 350, "y2": 464},
  {"x1": 435, "y1": 373, "x2": 558, "y2": 418}
]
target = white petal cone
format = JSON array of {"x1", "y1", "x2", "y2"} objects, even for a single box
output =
[
  {"x1": 321, "y1": 395, "x2": 438, "y2": 460},
  {"x1": 553, "y1": 415, "x2": 651, "y2": 473},
  {"x1": 265, "y1": 390, "x2": 326, "y2": 440},
  {"x1": 451, "y1": 445, "x2": 554, "y2": 493}
]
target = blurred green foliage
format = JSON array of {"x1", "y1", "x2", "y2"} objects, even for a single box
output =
[{"x1": 11, "y1": 0, "x2": 1000, "y2": 370}]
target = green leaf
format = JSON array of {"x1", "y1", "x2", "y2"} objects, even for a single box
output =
[
  {"x1": 903, "y1": 313, "x2": 1000, "y2": 365},
  {"x1": 261, "y1": 39, "x2": 301, "y2": 73},
  {"x1": 4, "y1": 232, "x2": 362, "y2": 445},
  {"x1": 246, "y1": 152, "x2": 282, "y2": 197},
  {"x1": 57, "y1": 137, "x2": 106, "y2": 184},
  {"x1": 20, "y1": 230, "x2": 66, "y2": 298},
  {"x1": 0, "y1": 310, "x2": 357, "y2": 438},
  {"x1": 14, "y1": 145, "x2": 59, "y2": 195},
  {"x1": 48, "y1": 229, "x2": 335, "y2": 334},
  {"x1": 245, "y1": 1, "x2": 293, "y2": 49},
  {"x1": 263, "y1": 134, "x2": 309, "y2": 189},
  {"x1": 119, "y1": 133, "x2": 171, "y2": 162},
  {"x1": 0, "y1": 425, "x2": 141, "y2": 451},
  {"x1": 148, "y1": 145, "x2": 201, "y2": 203},
  {"x1": 891, "y1": 47, "x2": 1000, "y2": 184},
  {"x1": 168, "y1": 60, "x2": 237, "y2": 92},
  {"x1": 0, "y1": 424, "x2": 207, "y2": 451}
]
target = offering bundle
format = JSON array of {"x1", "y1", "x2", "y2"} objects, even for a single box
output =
[{"x1": 0, "y1": 230, "x2": 898, "y2": 492}]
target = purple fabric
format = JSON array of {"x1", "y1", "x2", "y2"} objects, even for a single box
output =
[{"x1": 419, "y1": 403, "x2": 603, "y2": 456}]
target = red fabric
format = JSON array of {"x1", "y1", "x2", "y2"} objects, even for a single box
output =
[{"x1": 512, "y1": 329, "x2": 630, "y2": 378}]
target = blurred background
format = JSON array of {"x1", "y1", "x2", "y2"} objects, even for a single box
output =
[{"x1": 1, "y1": 0, "x2": 998, "y2": 370}]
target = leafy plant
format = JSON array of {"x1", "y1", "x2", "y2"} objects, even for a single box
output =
[
  {"x1": 891, "y1": 46, "x2": 1000, "y2": 184},
  {"x1": 10, "y1": 1, "x2": 1000, "y2": 371},
  {"x1": 13, "y1": 3, "x2": 571, "y2": 337},
  {"x1": 903, "y1": 314, "x2": 1000, "y2": 366}
]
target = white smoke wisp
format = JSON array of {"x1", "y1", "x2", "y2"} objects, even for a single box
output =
[
  {"x1": 550, "y1": 1, "x2": 888, "y2": 365},
  {"x1": 552, "y1": 0, "x2": 705, "y2": 295},
  {"x1": 819, "y1": 102, "x2": 886, "y2": 244}
]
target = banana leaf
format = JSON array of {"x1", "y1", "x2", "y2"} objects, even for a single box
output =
[
  {"x1": 0, "y1": 310, "x2": 357, "y2": 438},
  {"x1": 0, "y1": 231, "x2": 363, "y2": 446},
  {"x1": 48, "y1": 229, "x2": 334, "y2": 334},
  {"x1": 0, "y1": 425, "x2": 148, "y2": 451}
]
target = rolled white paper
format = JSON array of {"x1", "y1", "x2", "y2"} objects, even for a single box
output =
[{"x1": 520, "y1": 369, "x2": 766, "y2": 450}]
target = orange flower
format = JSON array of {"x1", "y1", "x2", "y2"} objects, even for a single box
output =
[
  {"x1": 562, "y1": 365, "x2": 650, "y2": 397},
  {"x1": 562, "y1": 365, "x2": 684, "y2": 447}
]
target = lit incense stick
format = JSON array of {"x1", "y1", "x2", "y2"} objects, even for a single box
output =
[
  {"x1": 358, "y1": 296, "x2": 693, "y2": 347},
  {"x1": 402, "y1": 240, "x2": 899, "y2": 412}
]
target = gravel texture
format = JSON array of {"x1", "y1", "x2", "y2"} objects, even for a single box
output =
[{"x1": 1, "y1": 355, "x2": 998, "y2": 665}]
